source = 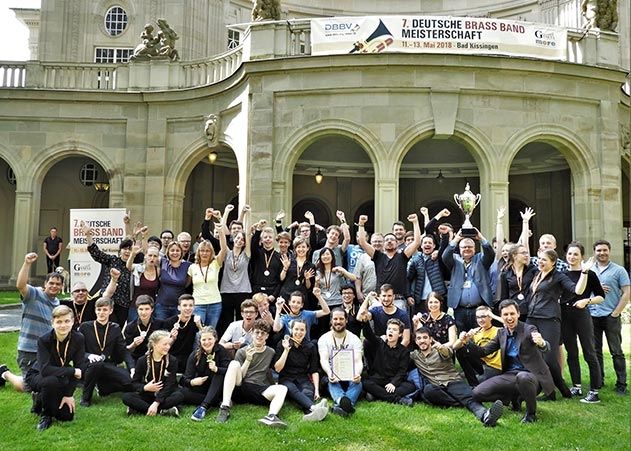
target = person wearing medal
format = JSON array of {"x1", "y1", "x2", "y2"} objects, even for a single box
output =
[
  {"x1": 273, "y1": 319, "x2": 329, "y2": 421},
  {"x1": 122, "y1": 330, "x2": 183, "y2": 417},
  {"x1": 179, "y1": 326, "x2": 231, "y2": 421},
  {"x1": 273, "y1": 289, "x2": 330, "y2": 341},
  {"x1": 164, "y1": 294, "x2": 203, "y2": 373},
  {"x1": 124, "y1": 295, "x2": 165, "y2": 362},
  {"x1": 498, "y1": 244, "x2": 538, "y2": 320},
  {"x1": 60, "y1": 281, "x2": 97, "y2": 329},
  {"x1": 25, "y1": 305, "x2": 85, "y2": 431},
  {"x1": 525, "y1": 249, "x2": 590, "y2": 400},
  {"x1": 218, "y1": 206, "x2": 252, "y2": 337},
  {"x1": 188, "y1": 209, "x2": 228, "y2": 329},
  {"x1": 278, "y1": 237, "x2": 315, "y2": 301},
  {"x1": 250, "y1": 221, "x2": 282, "y2": 301},
  {"x1": 78, "y1": 298, "x2": 135, "y2": 407},
  {"x1": 317, "y1": 308, "x2": 363, "y2": 417}
]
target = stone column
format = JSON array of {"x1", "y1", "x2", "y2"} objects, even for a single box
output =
[
  {"x1": 485, "y1": 180, "x2": 509, "y2": 241},
  {"x1": 162, "y1": 193, "x2": 185, "y2": 233},
  {"x1": 375, "y1": 178, "x2": 398, "y2": 233},
  {"x1": 10, "y1": 191, "x2": 36, "y2": 283}
]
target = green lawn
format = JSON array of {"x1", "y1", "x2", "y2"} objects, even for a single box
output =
[
  {"x1": 0, "y1": 331, "x2": 629, "y2": 451},
  {"x1": 0, "y1": 291, "x2": 20, "y2": 306}
]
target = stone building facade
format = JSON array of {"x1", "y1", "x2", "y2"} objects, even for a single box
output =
[{"x1": 0, "y1": 0, "x2": 629, "y2": 282}]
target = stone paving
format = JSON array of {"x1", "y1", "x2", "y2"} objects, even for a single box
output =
[{"x1": 0, "y1": 305, "x2": 21, "y2": 332}]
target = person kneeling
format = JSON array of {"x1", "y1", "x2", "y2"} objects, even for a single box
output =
[
  {"x1": 273, "y1": 319, "x2": 328, "y2": 421},
  {"x1": 410, "y1": 327, "x2": 503, "y2": 427},
  {"x1": 179, "y1": 326, "x2": 231, "y2": 421},
  {"x1": 216, "y1": 319, "x2": 288, "y2": 428},
  {"x1": 25, "y1": 305, "x2": 85, "y2": 431},
  {"x1": 79, "y1": 298, "x2": 135, "y2": 407},
  {"x1": 122, "y1": 330, "x2": 183, "y2": 417},
  {"x1": 360, "y1": 316, "x2": 416, "y2": 405}
]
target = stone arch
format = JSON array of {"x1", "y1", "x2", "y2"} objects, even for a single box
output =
[
  {"x1": 389, "y1": 119, "x2": 496, "y2": 180},
  {"x1": 164, "y1": 136, "x2": 240, "y2": 199},
  {"x1": 0, "y1": 142, "x2": 24, "y2": 181},
  {"x1": 292, "y1": 196, "x2": 332, "y2": 227},
  {"x1": 26, "y1": 140, "x2": 122, "y2": 194},
  {"x1": 273, "y1": 119, "x2": 385, "y2": 186},
  {"x1": 501, "y1": 124, "x2": 598, "y2": 179}
]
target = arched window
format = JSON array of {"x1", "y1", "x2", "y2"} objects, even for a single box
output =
[{"x1": 104, "y1": 6, "x2": 128, "y2": 36}]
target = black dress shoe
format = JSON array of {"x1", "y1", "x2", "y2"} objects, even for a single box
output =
[
  {"x1": 521, "y1": 413, "x2": 536, "y2": 423},
  {"x1": 0, "y1": 364, "x2": 8, "y2": 386},
  {"x1": 37, "y1": 416, "x2": 53, "y2": 431}
]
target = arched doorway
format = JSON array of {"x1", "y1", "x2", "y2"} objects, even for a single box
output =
[
  {"x1": 508, "y1": 142, "x2": 572, "y2": 250},
  {"x1": 292, "y1": 197, "x2": 331, "y2": 228},
  {"x1": 292, "y1": 135, "x2": 375, "y2": 230},
  {"x1": 0, "y1": 159, "x2": 16, "y2": 280},
  {"x1": 399, "y1": 138, "x2": 480, "y2": 233},
  {"x1": 182, "y1": 145, "x2": 239, "y2": 236},
  {"x1": 39, "y1": 157, "x2": 110, "y2": 275}
]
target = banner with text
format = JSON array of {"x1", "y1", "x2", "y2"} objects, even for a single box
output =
[
  {"x1": 69, "y1": 208, "x2": 127, "y2": 295},
  {"x1": 311, "y1": 16, "x2": 567, "y2": 61}
]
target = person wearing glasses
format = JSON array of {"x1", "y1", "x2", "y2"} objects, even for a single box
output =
[
  {"x1": 60, "y1": 282, "x2": 97, "y2": 329},
  {"x1": 442, "y1": 229, "x2": 495, "y2": 333},
  {"x1": 220, "y1": 300, "x2": 259, "y2": 357}
]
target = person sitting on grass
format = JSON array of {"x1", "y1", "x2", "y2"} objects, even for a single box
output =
[
  {"x1": 216, "y1": 319, "x2": 289, "y2": 428},
  {"x1": 410, "y1": 327, "x2": 504, "y2": 427},
  {"x1": 273, "y1": 289, "x2": 330, "y2": 342},
  {"x1": 78, "y1": 297, "x2": 135, "y2": 407},
  {"x1": 122, "y1": 330, "x2": 183, "y2": 417},
  {"x1": 318, "y1": 308, "x2": 363, "y2": 417},
  {"x1": 464, "y1": 299, "x2": 555, "y2": 424},
  {"x1": 358, "y1": 316, "x2": 416, "y2": 406},
  {"x1": 123, "y1": 295, "x2": 165, "y2": 362},
  {"x1": 179, "y1": 326, "x2": 231, "y2": 421},
  {"x1": 24, "y1": 305, "x2": 85, "y2": 431},
  {"x1": 273, "y1": 319, "x2": 328, "y2": 421},
  {"x1": 220, "y1": 299, "x2": 258, "y2": 356},
  {"x1": 164, "y1": 294, "x2": 203, "y2": 373}
]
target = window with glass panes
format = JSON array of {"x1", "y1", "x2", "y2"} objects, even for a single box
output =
[
  {"x1": 228, "y1": 29, "x2": 240, "y2": 49},
  {"x1": 104, "y1": 6, "x2": 128, "y2": 36}
]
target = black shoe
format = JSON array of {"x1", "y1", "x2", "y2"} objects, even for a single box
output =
[
  {"x1": 37, "y1": 416, "x2": 53, "y2": 431},
  {"x1": 80, "y1": 398, "x2": 91, "y2": 407},
  {"x1": 482, "y1": 400, "x2": 503, "y2": 427},
  {"x1": 397, "y1": 397, "x2": 413, "y2": 407},
  {"x1": 31, "y1": 392, "x2": 42, "y2": 415},
  {"x1": 0, "y1": 364, "x2": 8, "y2": 387},
  {"x1": 365, "y1": 392, "x2": 375, "y2": 402},
  {"x1": 331, "y1": 405, "x2": 349, "y2": 417},
  {"x1": 615, "y1": 386, "x2": 628, "y2": 396},
  {"x1": 521, "y1": 413, "x2": 536, "y2": 424},
  {"x1": 339, "y1": 396, "x2": 355, "y2": 414}
]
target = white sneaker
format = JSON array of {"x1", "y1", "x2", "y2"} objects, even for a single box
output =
[{"x1": 303, "y1": 406, "x2": 328, "y2": 422}]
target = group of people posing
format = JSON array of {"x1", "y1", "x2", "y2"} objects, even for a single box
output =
[{"x1": 0, "y1": 203, "x2": 628, "y2": 432}]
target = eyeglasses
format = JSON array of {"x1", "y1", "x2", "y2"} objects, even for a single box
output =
[
  {"x1": 73, "y1": 289, "x2": 88, "y2": 293},
  {"x1": 476, "y1": 315, "x2": 489, "y2": 319}
]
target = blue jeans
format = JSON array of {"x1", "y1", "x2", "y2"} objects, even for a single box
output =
[
  {"x1": 194, "y1": 303, "x2": 222, "y2": 328},
  {"x1": 328, "y1": 381, "x2": 362, "y2": 406},
  {"x1": 155, "y1": 303, "x2": 179, "y2": 321}
]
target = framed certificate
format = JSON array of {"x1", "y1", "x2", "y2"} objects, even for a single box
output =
[{"x1": 331, "y1": 348, "x2": 355, "y2": 381}]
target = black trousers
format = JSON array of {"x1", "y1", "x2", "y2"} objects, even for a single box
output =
[
  {"x1": 592, "y1": 315, "x2": 627, "y2": 390},
  {"x1": 454, "y1": 307, "x2": 479, "y2": 334},
  {"x1": 82, "y1": 361, "x2": 134, "y2": 402},
  {"x1": 473, "y1": 371, "x2": 541, "y2": 415},
  {"x1": 422, "y1": 380, "x2": 486, "y2": 419},
  {"x1": 217, "y1": 292, "x2": 250, "y2": 338},
  {"x1": 363, "y1": 378, "x2": 416, "y2": 403},
  {"x1": 112, "y1": 304, "x2": 130, "y2": 327},
  {"x1": 561, "y1": 306, "x2": 602, "y2": 390},
  {"x1": 122, "y1": 390, "x2": 184, "y2": 414},
  {"x1": 455, "y1": 347, "x2": 485, "y2": 386},
  {"x1": 46, "y1": 256, "x2": 60, "y2": 274},
  {"x1": 526, "y1": 317, "x2": 569, "y2": 396},
  {"x1": 179, "y1": 375, "x2": 224, "y2": 408},
  {"x1": 27, "y1": 374, "x2": 74, "y2": 421}
]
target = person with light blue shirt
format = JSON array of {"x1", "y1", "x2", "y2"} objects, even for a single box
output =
[{"x1": 589, "y1": 239, "x2": 630, "y2": 395}]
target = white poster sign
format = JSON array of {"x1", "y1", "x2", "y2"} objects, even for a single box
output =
[
  {"x1": 69, "y1": 208, "x2": 127, "y2": 294},
  {"x1": 311, "y1": 16, "x2": 567, "y2": 61}
]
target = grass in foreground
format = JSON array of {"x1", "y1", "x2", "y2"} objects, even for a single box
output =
[
  {"x1": 0, "y1": 332, "x2": 629, "y2": 451},
  {"x1": 0, "y1": 291, "x2": 20, "y2": 306}
]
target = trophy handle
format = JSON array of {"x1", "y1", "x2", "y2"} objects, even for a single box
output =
[
  {"x1": 453, "y1": 194, "x2": 461, "y2": 208},
  {"x1": 474, "y1": 194, "x2": 481, "y2": 209}
]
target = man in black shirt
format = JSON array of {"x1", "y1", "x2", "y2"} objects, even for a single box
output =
[
  {"x1": 78, "y1": 298, "x2": 134, "y2": 406},
  {"x1": 165, "y1": 294, "x2": 203, "y2": 373},
  {"x1": 124, "y1": 295, "x2": 165, "y2": 361},
  {"x1": 25, "y1": 305, "x2": 85, "y2": 431},
  {"x1": 43, "y1": 227, "x2": 63, "y2": 274}
]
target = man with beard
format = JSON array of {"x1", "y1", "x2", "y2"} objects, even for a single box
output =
[{"x1": 318, "y1": 308, "x2": 363, "y2": 417}]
